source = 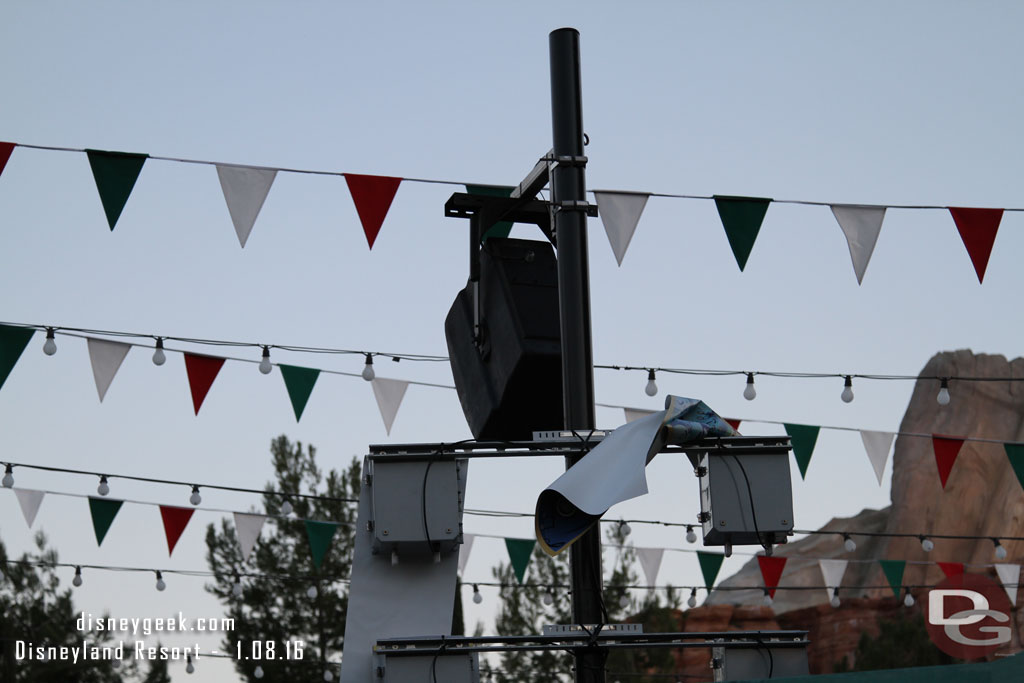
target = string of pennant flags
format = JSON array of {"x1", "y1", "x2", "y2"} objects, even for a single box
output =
[{"x1": 0, "y1": 141, "x2": 1019, "y2": 282}]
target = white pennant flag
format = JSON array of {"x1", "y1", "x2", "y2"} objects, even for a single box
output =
[
  {"x1": 86, "y1": 338, "x2": 131, "y2": 402},
  {"x1": 623, "y1": 407, "x2": 657, "y2": 423},
  {"x1": 995, "y1": 564, "x2": 1020, "y2": 606},
  {"x1": 371, "y1": 378, "x2": 409, "y2": 435},
  {"x1": 819, "y1": 559, "x2": 849, "y2": 603},
  {"x1": 14, "y1": 488, "x2": 45, "y2": 528},
  {"x1": 860, "y1": 430, "x2": 894, "y2": 485},
  {"x1": 594, "y1": 191, "x2": 650, "y2": 266},
  {"x1": 216, "y1": 165, "x2": 277, "y2": 248},
  {"x1": 233, "y1": 512, "x2": 267, "y2": 562},
  {"x1": 458, "y1": 533, "x2": 475, "y2": 577},
  {"x1": 831, "y1": 204, "x2": 887, "y2": 285},
  {"x1": 636, "y1": 547, "x2": 664, "y2": 588}
]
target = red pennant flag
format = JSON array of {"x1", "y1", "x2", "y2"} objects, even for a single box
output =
[
  {"x1": 183, "y1": 353, "x2": 225, "y2": 415},
  {"x1": 937, "y1": 562, "x2": 965, "y2": 579},
  {"x1": 725, "y1": 418, "x2": 741, "y2": 432},
  {"x1": 0, "y1": 142, "x2": 14, "y2": 177},
  {"x1": 758, "y1": 555, "x2": 787, "y2": 598},
  {"x1": 948, "y1": 207, "x2": 1003, "y2": 283},
  {"x1": 342, "y1": 173, "x2": 402, "y2": 249},
  {"x1": 932, "y1": 435, "x2": 965, "y2": 489},
  {"x1": 159, "y1": 505, "x2": 195, "y2": 556}
]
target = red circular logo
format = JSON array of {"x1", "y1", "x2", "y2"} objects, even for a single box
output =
[{"x1": 924, "y1": 572, "x2": 1013, "y2": 660}]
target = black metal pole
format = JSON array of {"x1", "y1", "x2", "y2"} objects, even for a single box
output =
[{"x1": 550, "y1": 27, "x2": 604, "y2": 683}]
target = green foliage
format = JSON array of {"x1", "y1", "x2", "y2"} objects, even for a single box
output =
[
  {"x1": 205, "y1": 435, "x2": 361, "y2": 682},
  {"x1": 833, "y1": 612, "x2": 958, "y2": 672}
]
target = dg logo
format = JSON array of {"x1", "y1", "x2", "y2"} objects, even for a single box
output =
[{"x1": 925, "y1": 572, "x2": 1014, "y2": 660}]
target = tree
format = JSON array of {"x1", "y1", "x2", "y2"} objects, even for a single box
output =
[
  {"x1": 489, "y1": 521, "x2": 682, "y2": 683},
  {"x1": 205, "y1": 436, "x2": 362, "y2": 682}
]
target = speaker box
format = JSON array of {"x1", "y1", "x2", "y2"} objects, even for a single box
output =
[{"x1": 445, "y1": 238, "x2": 563, "y2": 440}]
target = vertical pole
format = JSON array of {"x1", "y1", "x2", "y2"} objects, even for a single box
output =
[{"x1": 550, "y1": 27, "x2": 604, "y2": 683}]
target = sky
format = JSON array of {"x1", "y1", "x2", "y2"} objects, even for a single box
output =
[{"x1": 1, "y1": 2, "x2": 1023, "y2": 681}]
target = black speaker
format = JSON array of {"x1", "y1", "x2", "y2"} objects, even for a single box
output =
[{"x1": 445, "y1": 238, "x2": 563, "y2": 440}]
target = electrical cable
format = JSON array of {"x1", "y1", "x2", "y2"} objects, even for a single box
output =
[{"x1": 730, "y1": 455, "x2": 769, "y2": 554}]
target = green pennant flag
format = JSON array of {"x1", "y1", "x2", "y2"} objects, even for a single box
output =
[
  {"x1": 713, "y1": 195, "x2": 772, "y2": 271},
  {"x1": 0, "y1": 324, "x2": 34, "y2": 390},
  {"x1": 505, "y1": 537, "x2": 536, "y2": 584},
  {"x1": 86, "y1": 149, "x2": 148, "y2": 230},
  {"x1": 1005, "y1": 444, "x2": 1024, "y2": 491},
  {"x1": 878, "y1": 559, "x2": 905, "y2": 597},
  {"x1": 88, "y1": 497, "x2": 124, "y2": 546},
  {"x1": 305, "y1": 520, "x2": 339, "y2": 570},
  {"x1": 697, "y1": 551, "x2": 725, "y2": 590},
  {"x1": 279, "y1": 365, "x2": 321, "y2": 421},
  {"x1": 784, "y1": 423, "x2": 820, "y2": 479},
  {"x1": 466, "y1": 184, "x2": 515, "y2": 241}
]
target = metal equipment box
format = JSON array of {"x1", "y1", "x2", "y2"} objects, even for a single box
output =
[
  {"x1": 713, "y1": 641, "x2": 809, "y2": 681},
  {"x1": 698, "y1": 448, "x2": 794, "y2": 548},
  {"x1": 373, "y1": 651, "x2": 480, "y2": 683}
]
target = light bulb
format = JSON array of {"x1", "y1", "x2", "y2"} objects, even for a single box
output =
[
  {"x1": 687, "y1": 589, "x2": 697, "y2": 608},
  {"x1": 190, "y1": 486, "x2": 201, "y2": 506},
  {"x1": 259, "y1": 346, "x2": 272, "y2": 375},
  {"x1": 324, "y1": 670, "x2": 333, "y2": 682},
  {"x1": 920, "y1": 537, "x2": 934, "y2": 553},
  {"x1": 831, "y1": 594, "x2": 841, "y2": 608},
  {"x1": 186, "y1": 655, "x2": 194, "y2": 674},
  {"x1": 685, "y1": 526, "x2": 697, "y2": 544},
  {"x1": 743, "y1": 373, "x2": 756, "y2": 401},
  {"x1": 619, "y1": 594, "x2": 630, "y2": 609},
  {"x1": 43, "y1": 328, "x2": 57, "y2": 356},
  {"x1": 763, "y1": 591, "x2": 773, "y2": 607},
  {"x1": 362, "y1": 354, "x2": 375, "y2": 381},
  {"x1": 307, "y1": 585, "x2": 318, "y2": 599},
  {"x1": 73, "y1": 566, "x2": 83, "y2": 587},
  {"x1": 843, "y1": 534, "x2": 856, "y2": 553},
  {"x1": 280, "y1": 499, "x2": 293, "y2": 516},
  {"x1": 97, "y1": 475, "x2": 109, "y2": 496},
  {"x1": 152, "y1": 338, "x2": 166, "y2": 366},
  {"x1": 542, "y1": 592, "x2": 554, "y2": 606},
  {"x1": 937, "y1": 378, "x2": 950, "y2": 406},
  {"x1": 619, "y1": 520, "x2": 631, "y2": 536},
  {"x1": 472, "y1": 585, "x2": 483, "y2": 604},
  {"x1": 232, "y1": 577, "x2": 243, "y2": 598},
  {"x1": 904, "y1": 592, "x2": 915, "y2": 607},
  {"x1": 644, "y1": 369, "x2": 658, "y2": 397},
  {"x1": 840, "y1": 376, "x2": 854, "y2": 403},
  {"x1": 994, "y1": 540, "x2": 1008, "y2": 560},
  {"x1": 254, "y1": 666, "x2": 264, "y2": 679},
  {"x1": 2, "y1": 464, "x2": 13, "y2": 488},
  {"x1": 156, "y1": 571, "x2": 166, "y2": 591}
]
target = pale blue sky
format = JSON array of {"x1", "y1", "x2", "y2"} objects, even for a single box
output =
[{"x1": 1, "y1": 2, "x2": 1022, "y2": 681}]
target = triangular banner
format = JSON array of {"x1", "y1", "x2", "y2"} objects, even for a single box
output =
[
  {"x1": 279, "y1": 364, "x2": 321, "y2": 421},
  {"x1": 1004, "y1": 443, "x2": 1024, "y2": 492},
  {"x1": 878, "y1": 559, "x2": 905, "y2": 597},
  {"x1": 183, "y1": 353, "x2": 226, "y2": 415},
  {"x1": 86, "y1": 338, "x2": 131, "y2": 402},
  {"x1": 725, "y1": 418, "x2": 741, "y2": 432},
  {"x1": 758, "y1": 555, "x2": 787, "y2": 598},
  {"x1": 860, "y1": 430, "x2": 894, "y2": 486},
  {"x1": 932, "y1": 435, "x2": 964, "y2": 489},
  {"x1": 159, "y1": 506, "x2": 195, "y2": 556},
  {"x1": 713, "y1": 195, "x2": 772, "y2": 271},
  {"x1": 505, "y1": 537, "x2": 536, "y2": 585},
  {"x1": 85, "y1": 149, "x2": 147, "y2": 230},
  {"x1": 233, "y1": 512, "x2": 267, "y2": 562},
  {"x1": 623, "y1": 407, "x2": 657, "y2": 423},
  {"x1": 830, "y1": 204, "x2": 887, "y2": 285},
  {"x1": 784, "y1": 423, "x2": 820, "y2": 479},
  {"x1": 88, "y1": 497, "x2": 124, "y2": 546},
  {"x1": 371, "y1": 377, "x2": 408, "y2": 435},
  {"x1": 305, "y1": 520, "x2": 339, "y2": 569},
  {"x1": 216, "y1": 165, "x2": 277, "y2": 248},
  {"x1": 0, "y1": 324, "x2": 35, "y2": 391},
  {"x1": 636, "y1": 547, "x2": 664, "y2": 588},
  {"x1": 343, "y1": 173, "x2": 402, "y2": 249},
  {"x1": 0, "y1": 142, "x2": 15, "y2": 177},
  {"x1": 948, "y1": 207, "x2": 1003, "y2": 283},
  {"x1": 466, "y1": 184, "x2": 514, "y2": 241},
  {"x1": 994, "y1": 564, "x2": 1020, "y2": 607},
  {"x1": 819, "y1": 559, "x2": 848, "y2": 603},
  {"x1": 594, "y1": 191, "x2": 650, "y2": 266},
  {"x1": 937, "y1": 562, "x2": 965, "y2": 579},
  {"x1": 458, "y1": 533, "x2": 475, "y2": 576},
  {"x1": 14, "y1": 489, "x2": 45, "y2": 528},
  {"x1": 696, "y1": 551, "x2": 725, "y2": 590}
]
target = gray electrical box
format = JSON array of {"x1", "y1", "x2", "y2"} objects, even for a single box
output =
[
  {"x1": 366, "y1": 458, "x2": 464, "y2": 559},
  {"x1": 712, "y1": 641, "x2": 809, "y2": 681},
  {"x1": 373, "y1": 651, "x2": 480, "y2": 683},
  {"x1": 698, "y1": 449, "x2": 793, "y2": 548}
]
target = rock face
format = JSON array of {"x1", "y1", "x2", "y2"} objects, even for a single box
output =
[{"x1": 690, "y1": 350, "x2": 1024, "y2": 673}]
